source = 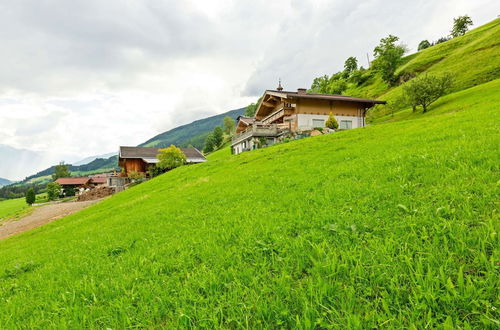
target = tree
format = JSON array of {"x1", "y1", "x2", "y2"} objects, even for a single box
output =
[
  {"x1": 47, "y1": 182, "x2": 61, "y2": 201},
  {"x1": 156, "y1": 145, "x2": 186, "y2": 171},
  {"x1": 223, "y1": 116, "x2": 235, "y2": 135},
  {"x1": 418, "y1": 40, "x2": 431, "y2": 51},
  {"x1": 65, "y1": 186, "x2": 75, "y2": 197},
  {"x1": 203, "y1": 133, "x2": 216, "y2": 153},
  {"x1": 403, "y1": 74, "x2": 453, "y2": 113},
  {"x1": 325, "y1": 112, "x2": 339, "y2": 129},
  {"x1": 212, "y1": 126, "x2": 224, "y2": 149},
  {"x1": 343, "y1": 56, "x2": 358, "y2": 76},
  {"x1": 310, "y1": 73, "x2": 347, "y2": 95},
  {"x1": 245, "y1": 96, "x2": 263, "y2": 117},
  {"x1": 52, "y1": 162, "x2": 71, "y2": 181},
  {"x1": 435, "y1": 36, "x2": 450, "y2": 44},
  {"x1": 25, "y1": 188, "x2": 35, "y2": 205},
  {"x1": 451, "y1": 15, "x2": 473, "y2": 38},
  {"x1": 372, "y1": 35, "x2": 407, "y2": 84}
]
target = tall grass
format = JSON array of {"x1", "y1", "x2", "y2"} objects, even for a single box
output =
[{"x1": 0, "y1": 80, "x2": 498, "y2": 328}]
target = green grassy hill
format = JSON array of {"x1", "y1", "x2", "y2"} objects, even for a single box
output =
[
  {"x1": 0, "y1": 77, "x2": 498, "y2": 327},
  {"x1": 140, "y1": 107, "x2": 245, "y2": 149},
  {"x1": 344, "y1": 18, "x2": 500, "y2": 121}
]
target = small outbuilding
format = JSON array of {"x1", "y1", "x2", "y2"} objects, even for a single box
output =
[{"x1": 118, "y1": 146, "x2": 206, "y2": 176}]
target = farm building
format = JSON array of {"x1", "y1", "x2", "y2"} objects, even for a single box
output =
[
  {"x1": 118, "y1": 146, "x2": 206, "y2": 176},
  {"x1": 231, "y1": 84, "x2": 385, "y2": 154}
]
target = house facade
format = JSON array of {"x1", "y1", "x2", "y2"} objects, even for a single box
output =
[
  {"x1": 231, "y1": 87, "x2": 385, "y2": 154},
  {"x1": 118, "y1": 146, "x2": 206, "y2": 176}
]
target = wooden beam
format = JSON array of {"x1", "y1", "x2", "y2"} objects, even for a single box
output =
[{"x1": 262, "y1": 101, "x2": 275, "y2": 107}]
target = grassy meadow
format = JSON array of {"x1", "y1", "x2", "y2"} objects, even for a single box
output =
[
  {"x1": 0, "y1": 198, "x2": 30, "y2": 221},
  {"x1": 0, "y1": 80, "x2": 498, "y2": 328}
]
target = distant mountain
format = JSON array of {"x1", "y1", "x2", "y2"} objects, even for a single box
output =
[
  {"x1": 73, "y1": 152, "x2": 118, "y2": 166},
  {"x1": 140, "y1": 107, "x2": 246, "y2": 149},
  {"x1": 0, "y1": 177, "x2": 12, "y2": 187},
  {"x1": 0, "y1": 144, "x2": 47, "y2": 181}
]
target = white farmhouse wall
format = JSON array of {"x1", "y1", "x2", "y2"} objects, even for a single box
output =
[{"x1": 296, "y1": 114, "x2": 364, "y2": 130}]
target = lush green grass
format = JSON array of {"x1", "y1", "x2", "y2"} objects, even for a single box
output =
[
  {"x1": 0, "y1": 84, "x2": 498, "y2": 328},
  {"x1": 0, "y1": 197, "x2": 30, "y2": 221}
]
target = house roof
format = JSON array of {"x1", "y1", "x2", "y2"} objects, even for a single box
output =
[
  {"x1": 119, "y1": 146, "x2": 206, "y2": 163},
  {"x1": 264, "y1": 89, "x2": 387, "y2": 104},
  {"x1": 55, "y1": 177, "x2": 90, "y2": 185},
  {"x1": 237, "y1": 116, "x2": 255, "y2": 125},
  {"x1": 90, "y1": 177, "x2": 107, "y2": 184}
]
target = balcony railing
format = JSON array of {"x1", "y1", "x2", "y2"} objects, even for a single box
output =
[{"x1": 232, "y1": 124, "x2": 281, "y2": 144}]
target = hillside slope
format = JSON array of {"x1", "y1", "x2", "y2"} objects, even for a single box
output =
[
  {"x1": 0, "y1": 177, "x2": 11, "y2": 187},
  {"x1": 0, "y1": 80, "x2": 498, "y2": 328},
  {"x1": 345, "y1": 18, "x2": 500, "y2": 120},
  {"x1": 140, "y1": 107, "x2": 245, "y2": 149}
]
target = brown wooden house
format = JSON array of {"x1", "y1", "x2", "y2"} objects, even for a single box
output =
[{"x1": 118, "y1": 146, "x2": 206, "y2": 176}]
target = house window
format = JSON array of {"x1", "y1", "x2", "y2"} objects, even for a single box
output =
[
  {"x1": 340, "y1": 120, "x2": 353, "y2": 129},
  {"x1": 312, "y1": 119, "x2": 325, "y2": 127}
]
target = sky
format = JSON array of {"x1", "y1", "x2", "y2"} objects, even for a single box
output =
[{"x1": 0, "y1": 0, "x2": 498, "y2": 180}]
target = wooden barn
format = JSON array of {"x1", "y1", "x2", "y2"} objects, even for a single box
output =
[{"x1": 118, "y1": 146, "x2": 206, "y2": 176}]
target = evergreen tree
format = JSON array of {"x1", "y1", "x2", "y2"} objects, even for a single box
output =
[
  {"x1": 25, "y1": 188, "x2": 35, "y2": 205},
  {"x1": 212, "y1": 126, "x2": 223, "y2": 148}
]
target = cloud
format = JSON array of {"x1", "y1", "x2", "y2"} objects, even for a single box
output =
[{"x1": 0, "y1": 0, "x2": 498, "y2": 179}]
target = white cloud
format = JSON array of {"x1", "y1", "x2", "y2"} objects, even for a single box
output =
[{"x1": 0, "y1": 0, "x2": 498, "y2": 179}]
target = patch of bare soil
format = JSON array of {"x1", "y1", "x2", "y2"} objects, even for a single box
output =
[
  {"x1": 78, "y1": 187, "x2": 115, "y2": 201},
  {"x1": 0, "y1": 199, "x2": 102, "y2": 240}
]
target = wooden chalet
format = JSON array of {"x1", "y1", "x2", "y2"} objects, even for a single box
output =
[
  {"x1": 231, "y1": 83, "x2": 385, "y2": 154},
  {"x1": 118, "y1": 146, "x2": 206, "y2": 176}
]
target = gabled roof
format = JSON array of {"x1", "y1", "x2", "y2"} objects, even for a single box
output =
[
  {"x1": 90, "y1": 177, "x2": 107, "y2": 184},
  {"x1": 119, "y1": 146, "x2": 206, "y2": 163},
  {"x1": 254, "y1": 89, "x2": 386, "y2": 119},
  {"x1": 264, "y1": 89, "x2": 386, "y2": 104},
  {"x1": 236, "y1": 116, "x2": 255, "y2": 125},
  {"x1": 55, "y1": 177, "x2": 90, "y2": 185}
]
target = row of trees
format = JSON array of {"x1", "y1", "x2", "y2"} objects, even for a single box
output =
[
  {"x1": 203, "y1": 116, "x2": 236, "y2": 153},
  {"x1": 418, "y1": 15, "x2": 473, "y2": 51}
]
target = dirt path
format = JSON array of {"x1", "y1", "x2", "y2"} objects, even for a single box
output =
[{"x1": 0, "y1": 199, "x2": 102, "y2": 240}]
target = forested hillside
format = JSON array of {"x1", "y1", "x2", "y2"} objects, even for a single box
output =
[{"x1": 140, "y1": 107, "x2": 245, "y2": 149}]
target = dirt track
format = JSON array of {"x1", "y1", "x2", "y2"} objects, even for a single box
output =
[{"x1": 0, "y1": 200, "x2": 101, "y2": 240}]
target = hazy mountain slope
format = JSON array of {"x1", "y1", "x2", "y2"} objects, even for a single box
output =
[
  {"x1": 140, "y1": 107, "x2": 245, "y2": 149},
  {"x1": 73, "y1": 152, "x2": 118, "y2": 166},
  {"x1": 0, "y1": 80, "x2": 498, "y2": 328},
  {"x1": 0, "y1": 178, "x2": 11, "y2": 187},
  {"x1": 0, "y1": 144, "x2": 44, "y2": 182}
]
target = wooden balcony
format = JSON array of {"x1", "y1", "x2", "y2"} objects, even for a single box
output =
[
  {"x1": 232, "y1": 124, "x2": 283, "y2": 144},
  {"x1": 261, "y1": 106, "x2": 295, "y2": 125}
]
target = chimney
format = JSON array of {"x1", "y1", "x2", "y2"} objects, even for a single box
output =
[{"x1": 297, "y1": 88, "x2": 307, "y2": 94}]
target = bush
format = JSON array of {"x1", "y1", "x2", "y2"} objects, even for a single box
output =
[
  {"x1": 418, "y1": 40, "x2": 431, "y2": 51},
  {"x1": 25, "y1": 188, "x2": 35, "y2": 205},
  {"x1": 325, "y1": 112, "x2": 339, "y2": 129},
  {"x1": 47, "y1": 182, "x2": 61, "y2": 201},
  {"x1": 127, "y1": 170, "x2": 146, "y2": 183},
  {"x1": 403, "y1": 74, "x2": 453, "y2": 113},
  {"x1": 157, "y1": 145, "x2": 187, "y2": 171}
]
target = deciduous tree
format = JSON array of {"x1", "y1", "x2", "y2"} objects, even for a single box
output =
[
  {"x1": 223, "y1": 116, "x2": 235, "y2": 135},
  {"x1": 212, "y1": 126, "x2": 224, "y2": 149},
  {"x1": 372, "y1": 35, "x2": 407, "y2": 85},
  {"x1": 157, "y1": 145, "x2": 186, "y2": 171},
  {"x1": 418, "y1": 40, "x2": 431, "y2": 51},
  {"x1": 403, "y1": 74, "x2": 453, "y2": 113},
  {"x1": 343, "y1": 56, "x2": 358, "y2": 76},
  {"x1": 47, "y1": 182, "x2": 61, "y2": 201},
  {"x1": 52, "y1": 162, "x2": 71, "y2": 181},
  {"x1": 451, "y1": 15, "x2": 473, "y2": 38}
]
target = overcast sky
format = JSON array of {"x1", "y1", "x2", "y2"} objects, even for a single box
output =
[{"x1": 0, "y1": 0, "x2": 498, "y2": 180}]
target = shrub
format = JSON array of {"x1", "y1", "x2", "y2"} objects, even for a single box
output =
[
  {"x1": 46, "y1": 182, "x2": 61, "y2": 201},
  {"x1": 325, "y1": 112, "x2": 339, "y2": 129},
  {"x1": 403, "y1": 74, "x2": 453, "y2": 113},
  {"x1": 25, "y1": 188, "x2": 35, "y2": 205},
  {"x1": 157, "y1": 145, "x2": 187, "y2": 171},
  {"x1": 418, "y1": 40, "x2": 431, "y2": 51},
  {"x1": 127, "y1": 170, "x2": 146, "y2": 183}
]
